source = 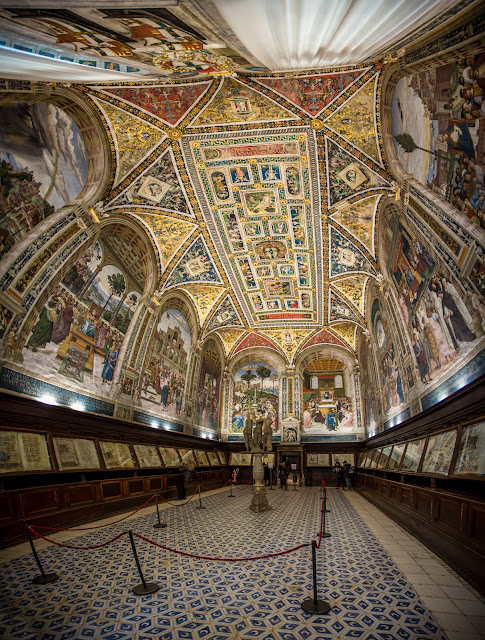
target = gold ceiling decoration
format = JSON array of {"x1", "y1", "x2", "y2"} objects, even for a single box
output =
[
  {"x1": 305, "y1": 359, "x2": 345, "y2": 372},
  {"x1": 153, "y1": 50, "x2": 235, "y2": 77}
]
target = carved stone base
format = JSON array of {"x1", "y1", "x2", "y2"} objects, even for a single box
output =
[{"x1": 249, "y1": 487, "x2": 272, "y2": 512}]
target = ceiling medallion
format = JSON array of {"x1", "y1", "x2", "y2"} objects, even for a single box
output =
[
  {"x1": 153, "y1": 50, "x2": 235, "y2": 76},
  {"x1": 311, "y1": 119, "x2": 324, "y2": 130},
  {"x1": 168, "y1": 128, "x2": 183, "y2": 140}
]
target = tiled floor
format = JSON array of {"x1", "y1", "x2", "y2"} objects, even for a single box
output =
[{"x1": 0, "y1": 485, "x2": 483, "y2": 640}]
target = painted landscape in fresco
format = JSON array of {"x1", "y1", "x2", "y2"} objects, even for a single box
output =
[
  {"x1": 0, "y1": 102, "x2": 88, "y2": 259},
  {"x1": 392, "y1": 53, "x2": 485, "y2": 230},
  {"x1": 11, "y1": 241, "x2": 141, "y2": 398},
  {"x1": 231, "y1": 361, "x2": 279, "y2": 433},
  {"x1": 140, "y1": 309, "x2": 191, "y2": 419},
  {"x1": 195, "y1": 342, "x2": 222, "y2": 432}
]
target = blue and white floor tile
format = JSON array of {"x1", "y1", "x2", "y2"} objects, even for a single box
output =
[{"x1": 0, "y1": 487, "x2": 483, "y2": 640}]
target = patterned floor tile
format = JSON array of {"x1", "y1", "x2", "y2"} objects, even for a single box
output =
[{"x1": 0, "y1": 488, "x2": 448, "y2": 639}]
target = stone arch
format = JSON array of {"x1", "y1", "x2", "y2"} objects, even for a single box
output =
[{"x1": 0, "y1": 85, "x2": 112, "y2": 207}]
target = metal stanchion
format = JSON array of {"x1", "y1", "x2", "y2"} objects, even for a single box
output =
[
  {"x1": 316, "y1": 501, "x2": 331, "y2": 538},
  {"x1": 196, "y1": 484, "x2": 206, "y2": 510},
  {"x1": 322, "y1": 482, "x2": 330, "y2": 512},
  {"x1": 26, "y1": 526, "x2": 59, "y2": 585},
  {"x1": 153, "y1": 494, "x2": 167, "y2": 529},
  {"x1": 293, "y1": 474, "x2": 298, "y2": 491},
  {"x1": 269, "y1": 470, "x2": 273, "y2": 491},
  {"x1": 228, "y1": 477, "x2": 235, "y2": 497},
  {"x1": 301, "y1": 540, "x2": 331, "y2": 614},
  {"x1": 128, "y1": 530, "x2": 159, "y2": 595}
]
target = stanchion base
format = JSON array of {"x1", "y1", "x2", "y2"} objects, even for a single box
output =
[
  {"x1": 153, "y1": 523, "x2": 167, "y2": 529},
  {"x1": 324, "y1": 509, "x2": 331, "y2": 513},
  {"x1": 227, "y1": 495, "x2": 235, "y2": 498},
  {"x1": 132, "y1": 582, "x2": 159, "y2": 595},
  {"x1": 196, "y1": 505, "x2": 206, "y2": 509},
  {"x1": 32, "y1": 572, "x2": 59, "y2": 585},
  {"x1": 316, "y1": 532, "x2": 332, "y2": 538},
  {"x1": 301, "y1": 598, "x2": 331, "y2": 614}
]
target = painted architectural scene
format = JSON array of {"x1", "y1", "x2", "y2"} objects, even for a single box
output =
[
  {"x1": 231, "y1": 361, "x2": 279, "y2": 433},
  {"x1": 140, "y1": 309, "x2": 191, "y2": 419},
  {"x1": 195, "y1": 341, "x2": 222, "y2": 432},
  {"x1": 392, "y1": 53, "x2": 485, "y2": 229},
  {"x1": 0, "y1": 102, "x2": 88, "y2": 259},
  {"x1": 302, "y1": 368, "x2": 356, "y2": 436}
]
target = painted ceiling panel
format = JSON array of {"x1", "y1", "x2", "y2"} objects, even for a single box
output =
[{"x1": 182, "y1": 128, "x2": 323, "y2": 328}]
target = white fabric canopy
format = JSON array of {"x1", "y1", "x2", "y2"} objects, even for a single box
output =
[
  {"x1": 0, "y1": 46, "x2": 147, "y2": 83},
  {"x1": 213, "y1": 0, "x2": 459, "y2": 71}
]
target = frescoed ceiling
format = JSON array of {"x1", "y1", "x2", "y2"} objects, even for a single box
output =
[{"x1": 78, "y1": 59, "x2": 395, "y2": 358}]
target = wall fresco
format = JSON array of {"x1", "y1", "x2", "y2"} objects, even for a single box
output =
[
  {"x1": 392, "y1": 54, "x2": 485, "y2": 230},
  {"x1": 195, "y1": 341, "x2": 222, "y2": 432},
  {"x1": 231, "y1": 361, "x2": 279, "y2": 434},
  {"x1": 139, "y1": 308, "x2": 191, "y2": 419}
]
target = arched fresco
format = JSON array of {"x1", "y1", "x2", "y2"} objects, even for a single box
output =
[
  {"x1": 139, "y1": 308, "x2": 192, "y2": 419},
  {"x1": 231, "y1": 360, "x2": 279, "y2": 433},
  {"x1": 196, "y1": 339, "x2": 223, "y2": 433}
]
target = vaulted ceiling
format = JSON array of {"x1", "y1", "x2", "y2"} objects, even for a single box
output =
[{"x1": 0, "y1": 0, "x2": 469, "y2": 360}]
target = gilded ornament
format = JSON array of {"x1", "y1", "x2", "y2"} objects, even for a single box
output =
[
  {"x1": 254, "y1": 183, "x2": 262, "y2": 189},
  {"x1": 298, "y1": 134, "x2": 306, "y2": 140},
  {"x1": 197, "y1": 162, "x2": 206, "y2": 169},
  {"x1": 152, "y1": 50, "x2": 234, "y2": 77},
  {"x1": 300, "y1": 156, "x2": 307, "y2": 162},
  {"x1": 191, "y1": 141, "x2": 201, "y2": 148},
  {"x1": 311, "y1": 119, "x2": 324, "y2": 130},
  {"x1": 168, "y1": 128, "x2": 183, "y2": 140},
  {"x1": 249, "y1": 158, "x2": 257, "y2": 164}
]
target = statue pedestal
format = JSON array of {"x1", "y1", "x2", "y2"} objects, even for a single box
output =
[{"x1": 249, "y1": 450, "x2": 272, "y2": 513}]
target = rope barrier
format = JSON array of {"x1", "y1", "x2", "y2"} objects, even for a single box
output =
[
  {"x1": 30, "y1": 495, "x2": 156, "y2": 532},
  {"x1": 29, "y1": 528, "x2": 126, "y2": 550},
  {"x1": 157, "y1": 483, "x2": 200, "y2": 506},
  {"x1": 316, "y1": 500, "x2": 325, "y2": 549},
  {"x1": 134, "y1": 532, "x2": 309, "y2": 562}
]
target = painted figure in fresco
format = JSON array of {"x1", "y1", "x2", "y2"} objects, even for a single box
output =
[
  {"x1": 27, "y1": 297, "x2": 59, "y2": 351},
  {"x1": 161, "y1": 382, "x2": 171, "y2": 408},
  {"x1": 101, "y1": 340, "x2": 120, "y2": 384},
  {"x1": 51, "y1": 296, "x2": 74, "y2": 344}
]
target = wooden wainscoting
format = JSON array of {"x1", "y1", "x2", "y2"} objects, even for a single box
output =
[{"x1": 355, "y1": 473, "x2": 485, "y2": 593}]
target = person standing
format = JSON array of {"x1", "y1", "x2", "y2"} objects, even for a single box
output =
[
  {"x1": 175, "y1": 462, "x2": 187, "y2": 500},
  {"x1": 342, "y1": 460, "x2": 352, "y2": 491},
  {"x1": 333, "y1": 461, "x2": 344, "y2": 489},
  {"x1": 278, "y1": 462, "x2": 288, "y2": 490}
]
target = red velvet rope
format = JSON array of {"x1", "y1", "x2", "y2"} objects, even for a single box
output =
[
  {"x1": 134, "y1": 532, "x2": 308, "y2": 561},
  {"x1": 29, "y1": 528, "x2": 126, "y2": 550},
  {"x1": 157, "y1": 483, "x2": 199, "y2": 506},
  {"x1": 30, "y1": 495, "x2": 156, "y2": 532}
]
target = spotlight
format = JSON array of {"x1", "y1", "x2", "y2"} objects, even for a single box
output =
[
  {"x1": 70, "y1": 401, "x2": 85, "y2": 411},
  {"x1": 40, "y1": 394, "x2": 58, "y2": 405},
  {"x1": 151, "y1": 420, "x2": 159, "y2": 429}
]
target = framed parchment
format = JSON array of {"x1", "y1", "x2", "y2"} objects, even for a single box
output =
[
  {"x1": 369, "y1": 450, "x2": 381, "y2": 468},
  {"x1": 158, "y1": 447, "x2": 180, "y2": 467},
  {"x1": 377, "y1": 446, "x2": 392, "y2": 469},
  {"x1": 207, "y1": 451, "x2": 220, "y2": 466},
  {"x1": 388, "y1": 443, "x2": 405, "y2": 470},
  {"x1": 262, "y1": 453, "x2": 275, "y2": 465},
  {"x1": 53, "y1": 437, "x2": 100, "y2": 470},
  {"x1": 306, "y1": 453, "x2": 331, "y2": 467},
  {"x1": 401, "y1": 438, "x2": 425, "y2": 472},
  {"x1": 178, "y1": 448, "x2": 196, "y2": 468},
  {"x1": 0, "y1": 430, "x2": 51, "y2": 473},
  {"x1": 217, "y1": 451, "x2": 227, "y2": 465},
  {"x1": 229, "y1": 452, "x2": 253, "y2": 466},
  {"x1": 421, "y1": 430, "x2": 457, "y2": 475},
  {"x1": 133, "y1": 444, "x2": 161, "y2": 468},
  {"x1": 454, "y1": 421, "x2": 485, "y2": 475},
  {"x1": 195, "y1": 450, "x2": 210, "y2": 466},
  {"x1": 99, "y1": 441, "x2": 134, "y2": 468}
]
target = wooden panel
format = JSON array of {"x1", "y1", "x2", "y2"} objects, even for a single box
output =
[
  {"x1": 0, "y1": 492, "x2": 16, "y2": 522},
  {"x1": 128, "y1": 479, "x2": 144, "y2": 494},
  {"x1": 389, "y1": 484, "x2": 399, "y2": 501},
  {"x1": 66, "y1": 484, "x2": 97, "y2": 506},
  {"x1": 19, "y1": 489, "x2": 59, "y2": 516},
  {"x1": 417, "y1": 492, "x2": 431, "y2": 516},
  {"x1": 469, "y1": 507, "x2": 485, "y2": 546},
  {"x1": 401, "y1": 487, "x2": 413, "y2": 507},
  {"x1": 438, "y1": 497, "x2": 461, "y2": 530},
  {"x1": 149, "y1": 477, "x2": 162, "y2": 490},
  {"x1": 101, "y1": 482, "x2": 122, "y2": 500}
]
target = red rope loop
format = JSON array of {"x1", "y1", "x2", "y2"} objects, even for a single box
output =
[
  {"x1": 29, "y1": 528, "x2": 126, "y2": 550},
  {"x1": 134, "y1": 532, "x2": 309, "y2": 562},
  {"x1": 157, "y1": 483, "x2": 200, "y2": 506},
  {"x1": 30, "y1": 495, "x2": 156, "y2": 532}
]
